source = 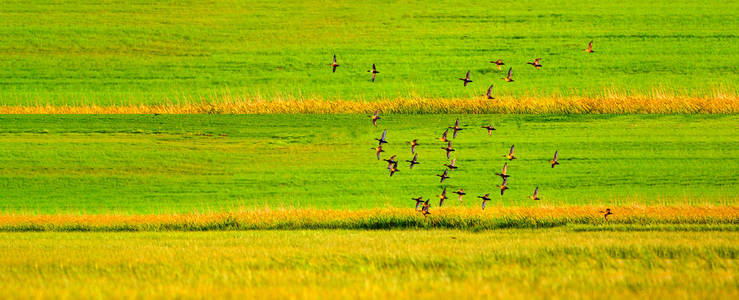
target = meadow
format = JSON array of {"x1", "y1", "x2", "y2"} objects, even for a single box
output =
[
  {"x1": 0, "y1": 0, "x2": 737, "y2": 105},
  {"x1": 0, "y1": 114, "x2": 736, "y2": 213}
]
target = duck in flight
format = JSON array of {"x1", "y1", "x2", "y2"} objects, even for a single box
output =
[
  {"x1": 406, "y1": 153, "x2": 419, "y2": 169},
  {"x1": 412, "y1": 196, "x2": 424, "y2": 211},
  {"x1": 458, "y1": 70, "x2": 472, "y2": 87},
  {"x1": 370, "y1": 110, "x2": 380, "y2": 127},
  {"x1": 449, "y1": 119, "x2": 463, "y2": 138},
  {"x1": 482, "y1": 124, "x2": 496, "y2": 136},
  {"x1": 375, "y1": 129, "x2": 388, "y2": 145},
  {"x1": 584, "y1": 40, "x2": 594, "y2": 53},
  {"x1": 486, "y1": 84, "x2": 494, "y2": 100},
  {"x1": 438, "y1": 129, "x2": 450, "y2": 143},
  {"x1": 495, "y1": 162, "x2": 510, "y2": 179},
  {"x1": 600, "y1": 208, "x2": 613, "y2": 221},
  {"x1": 529, "y1": 186, "x2": 540, "y2": 200},
  {"x1": 453, "y1": 188, "x2": 466, "y2": 203},
  {"x1": 388, "y1": 162, "x2": 399, "y2": 177},
  {"x1": 442, "y1": 141, "x2": 455, "y2": 159},
  {"x1": 550, "y1": 150, "x2": 560, "y2": 168},
  {"x1": 444, "y1": 158, "x2": 458, "y2": 171},
  {"x1": 330, "y1": 54, "x2": 340, "y2": 72},
  {"x1": 383, "y1": 155, "x2": 397, "y2": 169},
  {"x1": 527, "y1": 58, "x2": 542, "y2": 70},
  {"x1": 502, "y1": 68, "x2": 514, "y2": 82},
  {"x1": 409, "y1": 139, "x2": 419, "y2": 154},
  {"x1": 368, "y1": 64, "x2": 380, "y2": 82},
  {"x1": 490, "y1": 59, "x2": 504, "y2": 70},
  {"x1": 421, "y1": 199, "x2": 431, "y2": 216},
  {"x1": 373, "y1": 145, "x2": 384, "y2": 160},
  {"x1": 478, "y1": 193, "x2": 491, "y2": 210},
  {"x1": 438, "y1": 187, "x2": 448, "y2": 206},
  {"x1": 497, "y1": 177, "x2": 509, "y2": 195},
  {"x1": 503, "y1": 145, "x2": 516, "y2": 160},
  {"x1": 437, "y1": 169, "x2": 450, "y2": 183}
]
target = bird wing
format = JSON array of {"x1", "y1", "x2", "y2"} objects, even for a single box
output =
[
  {"x1": 442, "y1": 187, "x2": 447, "y2": 196},
  {"x1": 443, "y1": 170, "x2": 448, "y2": 177},
  {"x1": 588, "y1": 40, "x2": 593, "y2": 50},
  {"x1": 533, "y1": 186, "x2": 539, "y2": 197},
  {"x1": 372, "y1": 64, "x2": 376, "y2": 71},
  {"x1": 381, "y1": 129, "x2": 386, "y2": 140},
  {"x1": 333, "y1": 54, "x2": 337, "y2": 63},
  {"x1": 455, "y1": 118, "x2": 460, "y2": 127},
  {"x1": 450, "y1": 158, "x2": 456, "y2": 167},
  {"x1": 441, "y1": 129, "x2": 448, "y2": 139},
  {"x1": 487, "y1": 85, "x2": 493, "y2": 97},
  {"x1": 507, "y1": 68, "x2": 512, "y2": 78},
  {"x1": 509, "y1": 145, "x2": 515, "y2": 155},
  {"x1": 482, "y1": 201, "x2": 487, "y2": 210},
  {"x1": 502, "y1": 177, "x2": 508, "y2": 186},
  {"x1": 553, "y1": 151, "x2": 558, "y2": 161},
  {"x1": 373, "y1": 110, "x2": 379, "y2": 117},
  {"x1": 413, "y1": 153, "x2": 418, "y2": 161},
  {"x1": 502, "y1": 163, "x2": 507, "y2": 174},
  {"x1": 465, "y1": 71, "x2": 470, "y2": 80}
]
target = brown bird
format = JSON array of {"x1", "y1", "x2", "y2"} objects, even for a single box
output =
[
  {"x1": 406, "y1": 153, "x2": 419, "y2": 169},
  {"x1": 458, "y1": 70, "x2": 472, "y2": 86},
  {"x1": 497, "y1": 177, "x2": 509, "y2": 195},
  {"x1": 584, "y1": 40, "x2": 594, "y2": 53},
  {"x1": 412, "y1": 196, "x2": 424, "y2": 211},
  {"x1": 453, "y1": 188, "x2": 466, "y2": 203},
  {"x1": 550, "y1": 150, "x2": 559, "y2": 168},
  {"x1": 409, "y1": 139, "x2": 419, "y2": 154},
  {"x1": 388, "y1": 162, "x2": 399, "y2": 177},
  {"x1": 448, "y1": 119, "x2": 463, "y2": 138},
  {"x1": 329, "y1": 54, "x2": 340, "y2": 72},
  {"x1": 486, "y1": 84, "x2": 494, "y2": 99},
  {"x1": 370, "y1": 110, "x2": 380, "y2": 127},
  {"x1": 600, "y1": 208, "x2": 613, "y2": 221},
  {"x1": 373, "y1": 145, "x2": 385, "y2": 160},
  {"x1": 421, "y1": 199, "x2": 431, "y2": 216},
  {"x1": 527, "y1": 58, "x2": 542, "y2": 70},
  {"x1": 502, "y1": 67, "x2": 514, "y2": 82},
  {"x1": 494, "y1": 162, "x2": 510, "y2": 179},
  {"x1": 442, "y1": 141, "x2": 455, "y2": 159},
  {"x1": 438, "y1": 128, "x2": 450, "y2": 143},
  {"x1": 368, "y1": 64, "x2": 380, "y2": 82},
  {"x1": 437, "y1": 169, "x2": 450, "y2": 183},
  {"x1": 438, "y1": 187, "x2": 448, "y2": 206},
  {"x1": 478, "y1": 193, "x2": 491, "y2": 210},
  {"x1": 529, "y1": 186, "x2": 540, "y2": 200},
  {"x1": 383, "y1": 155, "x2": 397, "y2": 169},
  {"x1": 490, "y1": 59, "x2": 504, "y2": 70},
  {"x1": 482, "y1": 124, "x2": 496, "y2": 136},
  {"x1": 503, "y1": 145, "x2": 516, "y2": 160},
  {"x1": 444, "y1": 158, "x2": 458, "y2": 171},
  {"x1": 375, "y1": 129, "x2": 388, "y2": 145}
]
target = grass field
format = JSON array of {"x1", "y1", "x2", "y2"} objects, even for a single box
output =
[
  {"x1": 0, "y1": 114, "x2": 736, "y2": 213},
  {"x1": 0, "y1": 0, "x2": 737, "y2": 105},
  {"x1": 0, "y1": 230, "x2": 736, "y2": 299}
]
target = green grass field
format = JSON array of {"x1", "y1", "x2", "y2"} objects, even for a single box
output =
[
  {"x1": 0, "y1": 114, "x2": 735, "y2": 213},
  {"x1": 0, "y1": 0, "x2": 737, "y2": 105},
  {"x1": 0, "y1": 230, "x2": 735, "y2": 299}
]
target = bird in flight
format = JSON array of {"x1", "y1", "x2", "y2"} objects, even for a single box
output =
[
  {"x1": 368, "y1": 64, "x2": 380, "y2": 82},
  {"x1": 438, "y1": 187, "x2": 448, "y2": 206},
  {"x1": 421, "y1": 199, "x2": 431, "y2": 216},
  {"x1": 449, "y1": 118, "x2": 463, "y2": 138},
  {"x1": 503, "y1": 145, "x2": 516, "y2": 160},
  {"x1": 412, "y1": 196, "x2": 424, "y2": 211},
  {"x1": 388, "y1": 162, "x2": 399, "y2": 177},
  {"x1": 375, "y1": 129, "x2": 388, "y2": 145},
  {"x1": 383, "y1": 155, "x2": 397, "y2": 169},
  {"x1": 502, "y1": 68, "x2": 514, "y2": 82},
  {"x1": 481, "y1": 124, "x2": 496, "y2": 136},
  {"x1": 495, "y1": 162, "x2": 510, "y2": 179},
  {"x1": 330, "y1": 54, "x2": 340, "y2": 73},
  {"x1": 438, "y1": 129, "x2": 450, "y2": 143},
  {"x1": 486, "y1": 84, "x2": 494, "y2": 100},
  {"x1": 497, "y1": 177, "x2": 509, "y2": 195},
  {"x1": 370, "y1": 110, "x2": 381, "y2": 127},
  {"x1": 584, "y1": 40, "x2": 594, "y2": 53},
  {"x1": 490, "y1": 59, "x2": 505, "y2": 70},
  {"x1": 527, "y1": 58, "x2": 542, "y2": 70},
  {"x1": 529, "y1": 186, "x2": 540, "y2": 200},
  {"x1": 409, "y1": 139, "x2": 419, "y2": 154},
  {"x1": 373, "y1": 145, "x2": 385, "y2": 160},
  {"x1": 550, "y1": 151, "x2": 560, "y2": 168},
  {"x1": 453, "y1": 188, "x2": 466, "y2": 203},
  {"x1": 442, "y1": 141, "x2": 455, "y2": 159},
  {"x1": 600, "y1": 208, "x2": 613, "y2": 221},
  {"x1": 444, "y1": 158, "x2": 458, "y2": 171},
  {"x1": 437, "y1": 169, "x2": 450, "y2": 183},
  {"x1": 406, "y1": 153, "x2": 419, "y2": 169},
  {"x1": 458, "y1": 70, "x2": 472, "y2": 87},
  {"x1": 478, "y1": 193, "x2": 491, "y2": 210}
]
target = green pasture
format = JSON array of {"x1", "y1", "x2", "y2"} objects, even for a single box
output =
[
  {"x1": 0, "y1": 0, "x2": 737, "y2": 105},
  {"x1": 0, "y1": 114, "x2": 735, "y2": 213}
]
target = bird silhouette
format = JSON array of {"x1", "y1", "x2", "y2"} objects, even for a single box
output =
[
  {"x1": 449, "y1": 119, "x2": 463, "y2": 138},
  {"x1": 370, "y1": 110, "x2": 380, "y2": 127},
  {"x1": 600, "y1": 208, "x2": 613, "y2": 221},
  {"x1": 409, "y1": 139, "x2": 419, "y2": 154},
  {"x1": 368, "y1": 64, "x2": 380, "y2": 82},
  {"x1": 497, "y1": 177, "x2": 509, "y2": 195},
  {"x1": 442, "y1": 141, "x2": 455, "y2": 159},
  {"x1": 490, "y1": 59, "x2": 504, "y2": 70},
  {"x1": 584, "y1": 40, "x2": 594, "y2": 53},
  {"x1": 550, "y1": 150, "x2": 560, "y2": 168},
  {"x1": 406, "y1": 153, "x2": 419, "y2": 169},
  {"x1": 373, "y1": 145, "x2": 385, "y2": 160},
  {"x1": 495, "y1": 162, "x2": 510, "y2": 179},
  {"x1": 330, "y1": 54, "x2": 340, "y2": 72},
  {"x1": 421, "y1": 199, "x2": 431, "y2": 216},
  {"x1": 486, "y1": 84, "x2": 494, "y2": 99},
  {"x1": 438, "y1": 187, "x2": 448, "y2": 206},
  {"x1": 458, "y1": 70, "x2": 472, "y2": 86},
  {"x1": 438, "y1": 129, "x2": 449, "y2": 143},
  {"x1": 482, "y1": 124, "x2": 496, "y2": 136},
  {"x1": 383, "y1": 155, "x2": 397, "y2": 169},
  {"x1": 453, "y1": 188, "x2": 466, "y2": 203},
  {"x1": 478, "y1": 193, "x2": 491, "y2": 210},
  {"x1": 502, "y1": 68, "x2": 514, "y2": 82},
  {"x1": 388, "y1": 162, "x2": 399, "y2": 177},
  {"x1": 375, "y1": 129, "x2": 388, "y2": 145},
  {"x1": 503, "y1": 145, "x2": 516, "y2": 160},
  {"x1": 527, "y1": 58, "x2": 542, "y2": 70},
  {"x1": 412, "y1": 196, "x2": 424, "y2": 211},
  {"x1": 437, "y1": 169, "x2": 450, "y2": 183},
  {"x1": 444, "y1": 158, "x2": 458, "y2": 171},
  {"x1": 530, "y1": 186, "x2": 540, "y2": 200}
]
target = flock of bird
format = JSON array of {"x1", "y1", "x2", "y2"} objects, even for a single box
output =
[{"x1": 358, "y1": 40, "x2": 613, "y2": 221}]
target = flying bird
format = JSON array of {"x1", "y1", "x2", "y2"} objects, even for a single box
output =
[
  {"x1": 373, "y1": 145, "x2": 385, "y2": 160},
  {"x1": 502, "y1": 68, "x2": 514, "y2": 82},
  {"x1": 481, "y1": 124, "x2": 496, "y2": 136},
  {"x1": 527, "y1": 58, "x2": 542, "y2": 70},
  {"x1": 503, "y1": 145, "x2": 516, "y2": 160},
  {"x1": 458, "y1": 70, "x2": 472, "y2": 87},
  {"x1": 370, "y1": 110, "x2": 381, "y2": 127},
  {"x1": 438, "y1": 129, "x2": 449, "y2": 143},
  {"x1": 495, "y1": 162, "x2": 510, "y2": 179},
  {"x1": 442, "y1": 141, "x2": 455, "y2": 159},
  {"x1": 584, "y1": 40, "x2": 594, "y2": 53},
  {"x1": 383, "y1": 155, "x2": 397, "y2": 169},
  {"x1": 388, "y1": 162, "x2": 399, "y2": 177},
  {"x1": 444, "y1": 158, "x2": 458, "y2": 171},
  {"x1": 478, "y1": 193, "x2": 491, "y2": 210},
  {"x1": 406, "y1": 153, "x2": 419, "y2": 169},
  {"x1": 329, "y1": 54, "x2": 340, "y2": 72},
  {"x1": 438, "y1": 187, "x2": 448, "y2": 206},
  {"x1": 412, "y1": 196, "x2": 424, "y2": 211},
  {"x1": 529, "y1": 186, "x2": 540, "y2": 200},
  {"x1": 368, "y1": 64, "x2": 380, "y2": 82},
  {"x1": 600, "y1": 208, "x2": 613, "y2": 221},
  {"x1": 409, "y1": 139, "x2": 419, "y2": 154},
  {"x1": 550, "y1": 151, "x2": 560, "y2": 168},
  {"x1": 448, "y1": 118, "x2": 463, "y2": 138},
  {"x1": 497, "y1": 177, "x2": 509, "y2": 195},
  {"x1": 421, "y1": 199, "x2": 431, "y2": 216},
  {"x1": 375, "y1": 129, "x2": 388, "y2": 145},
  {"x1": 437, "y1": 169, "x2": 450, "y2": 183},
  {"x1": 486, "y1": 84, "x2": 494, "y2": 99},
  {"x1": 490, "y1": 59, "x2": 505, "y2": 70},
  {"x1": 453, "y1": 188, "x2": 466, "y2": 203}
]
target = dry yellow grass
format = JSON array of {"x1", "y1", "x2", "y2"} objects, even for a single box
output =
[{"x1": 1, "y1": 90, "x2": 737, "y2": 114}]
